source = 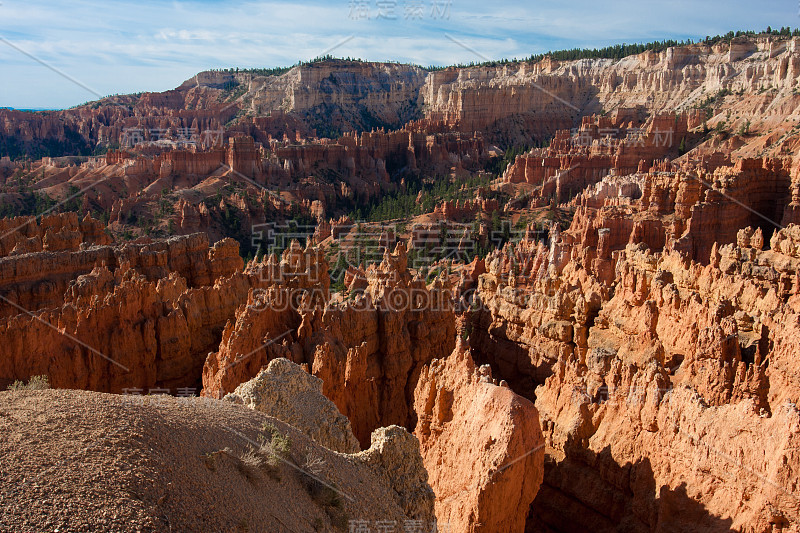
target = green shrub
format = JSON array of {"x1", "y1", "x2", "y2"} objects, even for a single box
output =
[
  {"x1": 259, "y1": 422, "x2": 292, "y2": 467},
  {"x1": 738, "y1": 120, "x2": 751, "y2": 136},
  {"x1": 7, "y1": 375, "x2": 49, "y2": 391}
]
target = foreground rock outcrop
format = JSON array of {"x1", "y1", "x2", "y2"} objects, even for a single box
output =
[
  {"x1": 0, "y1": 389, "x2": 436, "y2": 532},
  {"x1": 355, "y1": 425, "x2": 437, "y2": 523},
  {"x1": 224, "y1": 358, "x2": 361, "y2": 454}
]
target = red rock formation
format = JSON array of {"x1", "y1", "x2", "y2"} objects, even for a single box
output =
[
  {"x1": 202, "y1": 242, "x2": 456, "y2": 446},
  {"x1": 434, "y1": 197, "x2": 500, "y2": 220},
  {"x1": 226, "y1": 136, "x2": 265, "y2": 180},
  {"x1": 669, "y1": 158, "x2": 791, "y2": 262},
  {"x1": 0, "y1": 86, "x2": 236, "y2": 158},
  {"x1": 528, "y1": 232, "x2": 800, "y2": 530},
  {"x1": 554, "y1": 155, "x2": 792, "y2": 280},
  {"x1": 0, "y1": 233, "x2": 244, "y2": 390},
  {"x1": 414, "y1": 340, "x2": 544, "y2": 532},
  {"x1": 269, "y1": 123, "x2": 486, "y2": 208},
  {"x1": 0, "y1": 212, "x2": 111, "y2": 257},
  {"x1": 500, "y1": 113, "x2": 690, "y2": 202},
  {"x1": 423, "y1": 36, "x2": 799, "y2": 146},
  {"x1": 3, "y1": 37, "x2": 800, "y2": 533},
  {"x1": 0, "y1": 228, "x2": 241, "y2": 319},
  {"x1": 468, "y1": 217, "x2": 800, "y2": 530}
]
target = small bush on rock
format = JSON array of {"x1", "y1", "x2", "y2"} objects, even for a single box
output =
[{"x1": 7, "y1": 375, "x2": 49, "y2": 391}]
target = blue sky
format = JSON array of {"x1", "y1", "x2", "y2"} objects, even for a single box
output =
[{"x1": 0, "y1": 0, "x2": 795, "y2": 109}]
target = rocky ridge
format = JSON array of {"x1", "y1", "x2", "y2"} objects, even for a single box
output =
[
  {"x1": 0, "y1": 388, "x2": 437, "y2": 532},
  {"x1": 224, "y1": 357, "x2": 361, "y2": 454}
]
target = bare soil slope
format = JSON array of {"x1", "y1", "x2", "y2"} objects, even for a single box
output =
[{"x1": 0, "y1": 389, "x2": 420, "y2": 532}]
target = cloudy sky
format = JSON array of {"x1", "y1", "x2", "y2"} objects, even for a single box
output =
[{"x1": 0, "y1": 0, "x2": 795, "y2": 109}]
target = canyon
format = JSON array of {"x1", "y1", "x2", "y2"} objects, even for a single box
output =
[{"x1": 3, "y1": 33, "x2": 800, "y2": 532}]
